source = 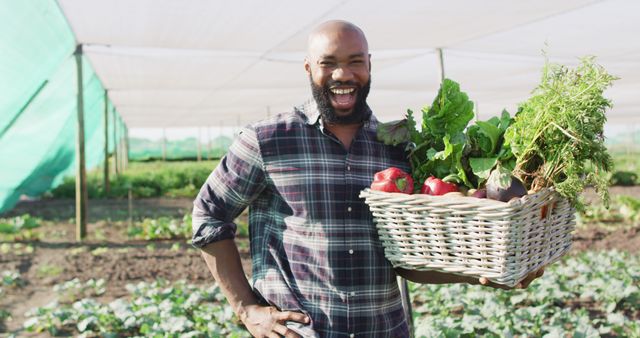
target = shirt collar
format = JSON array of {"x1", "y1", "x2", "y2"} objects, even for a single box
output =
[{"x1": 295, "y1": 100, "x2": 377, "y2": 132}]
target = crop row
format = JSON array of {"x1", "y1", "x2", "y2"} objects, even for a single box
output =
[{"x1": 1, "y1": 250, "x2": 637, "y2": 337}]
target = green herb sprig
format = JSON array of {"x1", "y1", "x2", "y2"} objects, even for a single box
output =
[{"x1": 504, "y1": 56, "x2": 617, "y2": 209}]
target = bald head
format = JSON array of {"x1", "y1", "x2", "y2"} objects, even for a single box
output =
[{"x1": 307, "y1": 20, "x2": 369, "y2": 58}]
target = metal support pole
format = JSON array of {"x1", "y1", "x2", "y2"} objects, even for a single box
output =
[
  {"x1": 74, "y1": 45, "x2": 88, "y2": 241},
  {"x1": 398, "y1": 276, "x2": 414, "y2": 337},
  {"x1": 103, "y1": 91, "x2": 110, "y2": 196},
  {"x1": 437, "y1": 47, "x2": 445, "y2": 84}
]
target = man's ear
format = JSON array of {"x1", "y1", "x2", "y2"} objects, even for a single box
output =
[
  {"x1": 368, "y1": 54, "x2": 372, "y2": 72},
  {"x1": 304, "y1": 58, "x2": 311, "y2": 75}
]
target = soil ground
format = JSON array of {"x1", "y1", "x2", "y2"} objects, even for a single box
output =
[{"x1": 1, "y1": 187, "x2": 639, "y2": 336}]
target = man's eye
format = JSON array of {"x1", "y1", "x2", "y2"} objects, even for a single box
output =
[{"x1": 320, "y1": 61, "x2": 336, "y2": 67}]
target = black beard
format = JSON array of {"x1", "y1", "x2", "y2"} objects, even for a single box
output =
[{"x1": 309, "y1": 76, "x2": 371, "y2": 124}]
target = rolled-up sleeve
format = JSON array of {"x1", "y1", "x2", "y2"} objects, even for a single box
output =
[{"x1": 191, "y1": 126, "x2": 266, "y2": 248}]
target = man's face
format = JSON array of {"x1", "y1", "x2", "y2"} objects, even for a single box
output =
[{"x1": 305, "y1": 28, "x2": 371, "y2": 124}]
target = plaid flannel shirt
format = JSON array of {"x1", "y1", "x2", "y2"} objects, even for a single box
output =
[{"x1": 192, "y1": 103, "x2": 411, "y2": 337}]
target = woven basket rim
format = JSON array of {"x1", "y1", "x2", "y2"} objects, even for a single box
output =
[{"x1": 360, "y1": 187, "x2": 556, "y2": 208}]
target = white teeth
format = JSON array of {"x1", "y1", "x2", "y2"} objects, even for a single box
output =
[{"x1": 331, "y1": 88, "x2": 355, "y2": 95}]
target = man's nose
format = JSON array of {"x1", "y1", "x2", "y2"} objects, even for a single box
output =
[{"x1": 332, "y1": 65, "x2": 354, "y2": 82}]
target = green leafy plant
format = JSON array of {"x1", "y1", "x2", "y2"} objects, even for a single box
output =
[
  {"x1": 2, "y1": 270, "x2": 24, "y2": 287},
  {"x1": 617, "y1": 195, "x2": 640, "y2": 221},
  {"x1": 577, "y1": 203, "x2": 621, "y2": 226},
  {"x1": 411, "y1": 250, "x2": 640, "y2": 337},
  {"x1": 504, "y1": 56, "x2": 616, "y2": 209},
  {"x1": 610, "y1": 171, "x2": 638, "y2": 186},
  {"x1": 23, "y1": 280, "x2": 250, "y2": 337},
  {"x1": 49, "y1": 161, "x2": 216, "y2": 199},
  {"x1": 0, "y1": 243, "x2": 35, "y2": 256},
  {"x1": 53, "y1": 278, "x2": 106, "y2": 304},
  {"x1": 36, "y1": 265, "x2": 63, "y2": 278},
  {"x1": 0, "y1": 214, "x2": 42, "y2": 240},
  {"x1": 0, "y1": 307, "x2": 10, "y2": 332},
  {"x1": 127, "y1": 215, "x2": 191, "y2": 240},
  {"x1": 577, "y1": 195, "x2": 640, "y2": 227},
  {"x1": 406, "y1": 79, "x2": 475, "y2": 188},
  {"x1": 377, "y1": 79, "x2": 514, "y2": 190}
]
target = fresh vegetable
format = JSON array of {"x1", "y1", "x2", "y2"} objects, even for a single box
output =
[
  {"x1": 375, "y1": 119, "x2": 412, "y2": 147},
  {"x1": 377, "y1": 56, "x2": 615, "y2": 206},
  {"x1": 470, "y1": 189, "x2": 487, "y2": 199},
  {"x1": 377, "y1": 80, "x2": 513, "y2": 191},
  {"x1": 377, "y1": 79, "x2": 475, "y2": 189},
  {"x1": 485, "y1": 166, "x2": 527, "y2": 202},
  {"x1": 504, "y1": 56, "x2": 616, "y2": 208},
  {"x1": 420, "y1": 176, "x2": 459, "y2": 196},
  {"x1": 371, "y1": 167, "x2": 414, "y2": 194},
  {"x1": 466, "y1": 109, "x2": 515, "y2": 187}
]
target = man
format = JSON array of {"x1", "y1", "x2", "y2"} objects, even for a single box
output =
[{"x1": 192, "y1": 20, "x2": 542, "y2": 337}]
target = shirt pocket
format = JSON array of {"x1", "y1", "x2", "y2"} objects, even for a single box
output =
[{"x1": 265, "y1": 164, "x2": 309, "y2": 209}]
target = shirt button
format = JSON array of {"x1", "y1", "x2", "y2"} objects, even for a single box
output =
[
  {"x1": 347, "y1": 165, "x2": 351, "y2": 171},
  {"x1": 350, "y1": 334, "x2": 355, "y2": 338},
  {"x1": 351, "y1": 291, "x2": 356, "y2": 296},
  {"x1": 347, "y1": 206, "x2": 352, "y2": 212},
  {"x1": 348, "y1": 249, "x2": 354, "y2": 254}
]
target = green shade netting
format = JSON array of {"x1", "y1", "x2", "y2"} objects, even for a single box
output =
[
  {"x1": 0, "y1": 0, "x2": 120, "y2": 213},
  {"x1": 128, "y1": 136, "x2": 232, "y2": 161}
]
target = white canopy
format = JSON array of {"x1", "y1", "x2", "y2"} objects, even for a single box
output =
[{"x1": 57, "y1": 0, "x2": 640, "y2": 129}]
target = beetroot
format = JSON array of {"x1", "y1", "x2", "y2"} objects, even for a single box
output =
[{"x1": 485, "y1": 166, "x2": 527, "y2": 202}]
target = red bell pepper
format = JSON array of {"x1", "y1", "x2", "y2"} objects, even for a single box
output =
[
  {"x1": 420, "y1": 176, "x2": 459, "y2": 195},
  {"x1": 371, "y1": 167, "x2": 414, "y2": 194}
]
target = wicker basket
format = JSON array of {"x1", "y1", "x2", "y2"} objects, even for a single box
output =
[{"x1": 360, "y1": 188, "x2": 575, "y2": 287}]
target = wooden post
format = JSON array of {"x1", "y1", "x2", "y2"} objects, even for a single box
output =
[
  {"x1": 118, "y1": 121, "x2": 126, "y2": 172},
  {"x1": 103, "y1": 91, "x2": 110, "y2": 196},
  {"x1": 219, "y1": 120, "x2": 224, "y2": 158},
  {"x1": 162, "y1": 128, "x2": 167, "y2": 161},
  {"x1": 116, "y1": 120, "x2": 122, "y2": 174},
  {"x1": 128, "y1": 185, "x2": 133, "y2": 229},
  {"x1": 436, "y1": 47, "x2": 445, "y2": 84},
  {"x1": 124, "y1": 124, "x2": 130, "y2": 170},
  {"x1": 113, "y1": 110, "x2": 119, "y2": 176},
  {"x1": 197, "y1": 127, "x2": 202, "y2": 162},
  {"x1": 74, "y1": 45, "x2": 88, "y2": 241},
  {"x1": 207, "y1": 126, "x2": 212, "y2": 160}
]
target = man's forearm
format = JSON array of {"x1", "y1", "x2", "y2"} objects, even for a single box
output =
[
  {"x1": 200, "y1": 239, "x2": 259, "y2": 320},
  {"x1": 396, "y1": 267, "x2": 479, "y2": 285}
]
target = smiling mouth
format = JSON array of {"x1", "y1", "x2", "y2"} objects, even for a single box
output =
[{"x1": 329, "y1": 87, "x2": 356, "y2": 110}]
